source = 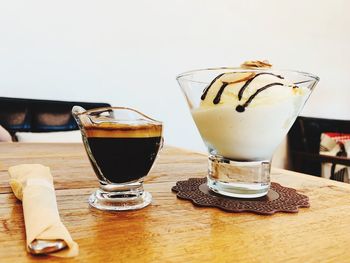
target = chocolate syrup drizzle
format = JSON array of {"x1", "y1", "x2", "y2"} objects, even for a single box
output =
[
  {"x1": 201, "y1": 73, "x2": 224, "y2": 100},
  {"x1": 200, "y1": 72, "x2": 298, "y2": 112},
  {"x1": 213, "y1": 82, "x2": 229, "y2": 104},
  {"x1": 235, "y1": 83, "x2": 283, "y2": 112},
  {"x1": 237, "y1": 73, "x2": 284, "y2": 100}
]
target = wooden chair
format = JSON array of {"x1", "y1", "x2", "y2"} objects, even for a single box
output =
[{"x1": 288, "y1": 116, "x2": 350, "y2": 176}]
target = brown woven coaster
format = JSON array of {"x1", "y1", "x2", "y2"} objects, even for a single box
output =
[{"x1": 172, "y1": 178, "x2": 309, "y2": 215}]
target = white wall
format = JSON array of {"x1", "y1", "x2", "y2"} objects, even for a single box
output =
[{"x1": 1, "y1": 0, "x2": 350, "y2": 153}]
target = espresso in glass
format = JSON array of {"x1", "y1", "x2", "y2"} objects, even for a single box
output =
[
  {"x1": 72, "y1": 106, "x2": 163, "y2": 211},
  {"x1": 85, "y1": 123, "x2": 162, "y2": 184}
]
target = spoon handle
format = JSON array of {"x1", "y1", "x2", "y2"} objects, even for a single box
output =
[{"x1": 28, "y1": 239, "x2": 67, "y2": 255}]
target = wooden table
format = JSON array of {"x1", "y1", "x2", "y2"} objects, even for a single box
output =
[{"x1": 1, "y1": 143, "x2": 350, "y2": 263}]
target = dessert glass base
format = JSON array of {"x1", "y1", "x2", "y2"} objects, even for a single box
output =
[
  {"x1": 88, "y1": 182, "x2": 152, "y2": 211},
  {"x1": 207, "y1": 155, "x2": 271, "y2": 198}
]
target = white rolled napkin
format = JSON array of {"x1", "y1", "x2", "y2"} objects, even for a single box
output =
[{"x1": 8, "y1": 164, "x2": 79, "y2": 257}]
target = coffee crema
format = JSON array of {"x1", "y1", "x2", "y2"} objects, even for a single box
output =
[
  {"x1": 84, "y1": 122, "x2": 162, "y2": 138},
  {"x1": 83, "y1": 122, "x2": 162, "y2": 184}
]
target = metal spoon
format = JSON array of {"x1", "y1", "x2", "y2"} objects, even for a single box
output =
[{"x1": 28, "y1": 239, "x2": 67, "y2": 255}]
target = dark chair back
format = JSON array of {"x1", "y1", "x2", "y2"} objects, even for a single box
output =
[
  {"x1": 288, "y1": 116, "x2": 350, "y2": 176},
  {"x1": 0, "y1": 97, "x2": 111, "y2": 135}
]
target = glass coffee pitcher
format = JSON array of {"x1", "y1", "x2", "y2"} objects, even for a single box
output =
[{"x1": 72, "y1": 106, "x2": 163, "y2": 211}]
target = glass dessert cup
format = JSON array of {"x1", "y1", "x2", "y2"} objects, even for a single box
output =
[
  {"x1": 177, "y1": 67, "x2": 319, "y2": 198},
  {"x1": 72, "y1": 106, "x2": 163, "y2": 211}
]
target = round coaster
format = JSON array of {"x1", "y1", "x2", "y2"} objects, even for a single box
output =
[{"x1": 172, "y1": 178, "x2": 310, "y2": 215}]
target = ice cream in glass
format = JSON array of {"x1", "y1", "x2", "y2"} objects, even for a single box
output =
[{"x1": 177, "y1": 61, "x2": 319, "y2": 198}]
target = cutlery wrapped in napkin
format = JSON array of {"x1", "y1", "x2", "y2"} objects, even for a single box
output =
[{"x1": 8, "y1": 164, "x2": 79, "y2": 257}]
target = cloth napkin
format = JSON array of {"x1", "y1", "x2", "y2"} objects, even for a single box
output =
[
  {"x1": 320, "y1": 133, "x2": 350, "y2": 183},
  {"x1": 8, "y1": 164, "x2": 79, "y2": 257}
]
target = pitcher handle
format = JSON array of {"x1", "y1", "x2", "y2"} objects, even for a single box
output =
[{"x1": 72, "y1": 106, "x2": 86, "y2": 129}]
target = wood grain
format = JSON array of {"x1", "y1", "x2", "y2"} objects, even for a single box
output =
[{"x1": 1, "y1": 143, "x2": 350, "y2": 263}]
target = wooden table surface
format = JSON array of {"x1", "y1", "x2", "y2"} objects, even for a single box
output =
[{"x1": 1, "y1": 143, "x2": 350, "y2": 263}]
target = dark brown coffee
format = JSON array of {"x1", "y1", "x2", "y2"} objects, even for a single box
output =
[
  {"x1": 86, "y1": 136, "x2": 162, "y2": 183},
  {"x1": 82, "y1": 122, "x2": 162, "y2": 184}
]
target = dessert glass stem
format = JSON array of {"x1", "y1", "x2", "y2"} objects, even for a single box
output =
[{"x1": 207, "y1": 155, "x2": 271, "y2": 198}]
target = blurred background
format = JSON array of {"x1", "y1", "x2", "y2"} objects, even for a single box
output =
[{"x1": 1, "y1": 0, "x2": 349, "y2": 153}]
